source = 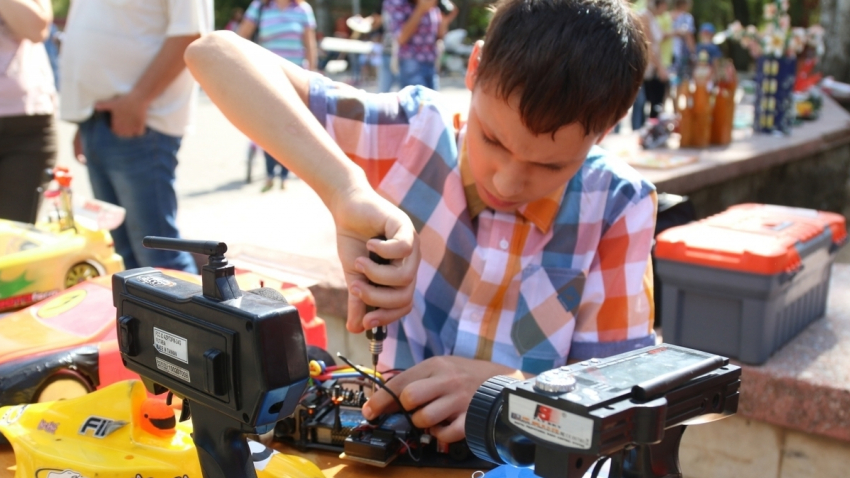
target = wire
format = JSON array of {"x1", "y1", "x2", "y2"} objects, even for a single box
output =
[
  {"x1": 396, "y1": 436, "x2": 420, "y2": 462},
  {"x1": 335, "y1": 353, "x2": 421, "y2": 444},
  {"x1": 590, "y1": 457, "x2": 610, "y2": 478}
]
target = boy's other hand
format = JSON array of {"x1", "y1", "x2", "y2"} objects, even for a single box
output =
[
  {"x1": 361, "y1": 356, "x2": 527, "y2": 443},
  {"x1": 333, "y1": 188, "x2": 420, "y2": 333}
]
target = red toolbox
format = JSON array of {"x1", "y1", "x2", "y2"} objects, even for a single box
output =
[{"x1": 654, "y1": 204, "x2": 847, "y2": 364}]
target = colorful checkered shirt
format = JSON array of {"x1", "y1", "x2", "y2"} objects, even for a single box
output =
[{"x1": 308, "y1": 77, "x2": 658, "y2": 374}]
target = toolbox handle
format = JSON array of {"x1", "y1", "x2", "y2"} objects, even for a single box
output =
[{"x1": 779, "y1": 263, "x2": 804, "y2": 284}]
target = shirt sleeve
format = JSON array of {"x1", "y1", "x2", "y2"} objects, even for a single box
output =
[
  {"x1": 301, "y1": 3, "x2": 317, "y2": 29},
  {"x1": 569, "y1": 189, "x2": 658, "y2": 361},
  {"x1": 166, "y1": 0, "x2": 213, "y2": 37},
  {"x1": 384, "y1": 0, "x2": 408, "y2": 38},
  {"x1": 307, "y1": 74, "x2": 413, "y2": 188},
  {"x1": 244, "y1": 0, "x2": 261, "y2": 25}
]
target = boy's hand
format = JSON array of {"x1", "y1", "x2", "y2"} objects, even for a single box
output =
[
  {"x1": 332, "y1": 187, "x2": 420, "y2": 333},
  {"x1": 361, "y1": 356, "x2": 527, "y2": 443}
]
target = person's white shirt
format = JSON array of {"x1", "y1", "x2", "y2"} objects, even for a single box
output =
[{"x1": 59, "y1": 0, "x2": 213, "y2": 137}]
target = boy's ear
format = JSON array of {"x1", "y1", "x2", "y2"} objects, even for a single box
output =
[{"x1": 465, "y1": 40, "x2": 484, "y2": 91}]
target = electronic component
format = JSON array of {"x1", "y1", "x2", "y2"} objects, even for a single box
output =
[{"x1": 274, "y1": 357, "x2": 491, "y2": 470}]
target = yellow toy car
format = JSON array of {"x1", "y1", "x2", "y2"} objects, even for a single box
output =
[
  {"x1": 0, "y1": 380, "x2": 324, "y2": 478},
  {"x1": 0, "y1": 166, "x2": 124, "y2": 313},
  {"x1": 0, "y1": 218, "x2": 124, "y2": 312}
]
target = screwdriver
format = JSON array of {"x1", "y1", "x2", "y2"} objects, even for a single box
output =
[{"x1": 364, "y1": 237, "x2": 390, "y2": 393}]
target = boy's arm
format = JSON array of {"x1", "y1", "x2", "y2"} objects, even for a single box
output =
[{"x1": 185, "y1": 31, "x2": 421, "y2": 332}]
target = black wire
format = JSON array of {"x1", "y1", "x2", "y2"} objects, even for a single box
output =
[
  {"x1": 590, "y1": 457, "x2": 610, "y2": 478},
  {"x1": 336, "y1": 353, "x2": 423, "y2": 459}
]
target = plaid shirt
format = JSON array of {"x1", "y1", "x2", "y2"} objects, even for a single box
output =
[{"x1": 309, "y1": 77, "x2": 657, "y2": 374}]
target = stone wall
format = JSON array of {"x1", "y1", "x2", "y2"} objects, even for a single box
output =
[{"x1": 685, "y1": 143, "x2": 850, "y2": 220}]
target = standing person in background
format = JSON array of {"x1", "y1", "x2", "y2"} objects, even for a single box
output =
[
  {"x1": 695, "y1": 23, "x2": 721, "y2": 65},
  {"x1": 656, "y1": 4, "x2": 673, "y2": 114},
  {"x1": 376, "y1": 2, "x2": 398, "y2": 92},
  {"x1": 670, "y1": 0, "x2": 694, "y2": 113},
  {"x1": 385, "y1": 0, "x2": 457, "y2": 90},
  {"x1": 0, "y1": 0, "x2": 56, "y2": 224},
  {"x1": 632, "y1": 0, "x2": 669, "y2": 130},
  {"x1": 238, "y1": 0, "x2": 317, "y2": 192},
  {"x1": 60, "y1": 0, "x2": 211, "y2": 273},
  {"x1": 670, "y1": 0, "x2": 694, "y2": 84},
  {"x1": 225, "y1": 7, "x2": 245, "y2": 32}
]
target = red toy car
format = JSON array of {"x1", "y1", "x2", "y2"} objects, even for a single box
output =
[{"x1": 0, "y1": 270, "x2": 326, "y2": 409}]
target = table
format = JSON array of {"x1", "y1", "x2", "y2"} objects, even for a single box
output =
[{"x1": 0, "y1": 441, "x2": 482, "y2": 478}]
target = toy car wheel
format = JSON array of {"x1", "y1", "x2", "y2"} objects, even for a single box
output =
[
  {"x1": 34, "y1": 369, "x2": 93, "y2": 403},
  {"x1": 65, "y1": 262, "x2": 100, "y2": 288}
]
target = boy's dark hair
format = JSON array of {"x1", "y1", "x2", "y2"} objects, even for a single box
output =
[{"x1": 475, "y1": 0, "x2": 648, "y2": 136}]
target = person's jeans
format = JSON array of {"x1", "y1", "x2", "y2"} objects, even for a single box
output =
[
  {"x1": 378, "y1": 53, "x2": 397, "y2": 93},
  {"x1": 79, "y1": 113, "x2": 197, "y2": 273},
  {"x1": 398, "y1": 57, "x2": 437, "y2": 90},
  {"x1": 264, "y1": 151, "x2": 289, "y2": 180},
  {"x1": 631, "y1": 84, "x2": 648, "y2": 132}
]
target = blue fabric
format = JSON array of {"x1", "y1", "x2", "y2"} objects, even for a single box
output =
[
  {"x1": 569, "y1": 332, "x2": 657, "y2": 361},
  {"x1": 378, "y1": 53, "x2": 398, "y2": 93},
  {"x1": 631, "y1": 84, "x2": 647, "y2": 132},
  {"x1": 695, "y1": 42, "x2": 722, "y2": 64},
  {"x1": 398, "y1": 57, "x2": 437, "y2": 90},
  {"x1": 79, "y1": 114, "x2": 197, "y2": 273},
  {"x1": 264, "y1": 150, "x2": 289, "y2": 179}
]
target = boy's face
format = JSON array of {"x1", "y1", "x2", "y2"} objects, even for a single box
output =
[{"x1": 464, "y1": 43, "x2": 606, "y2": 213}]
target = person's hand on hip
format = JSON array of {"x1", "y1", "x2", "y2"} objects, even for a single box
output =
[{"x1": 94, "y1": 93, "x2": 149, "y2": 137}]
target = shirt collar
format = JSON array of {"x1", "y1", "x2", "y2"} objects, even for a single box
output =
[{"x1": 458, "y1": 130, "x2": 565, "y2": 234}]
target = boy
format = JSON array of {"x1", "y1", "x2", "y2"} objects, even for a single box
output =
[
  {"x1": 695, "y1": 22, "x2": 722, "y2": 65},
  {"x1": 185, "y1": 0, "x2": 654, "y2": 443}
]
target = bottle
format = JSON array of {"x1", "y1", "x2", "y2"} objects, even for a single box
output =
[
  {"x1": 677, "y1": 80, "x2": 693, "y2": 147},
  {"x1": 690, "y1": 51, "x2": 713, "y2": 148},
  {"x1": 44, "y1": 167, "x2": 75, "y2": 231},
  {"x1": 711, "y1": 59, "x2": 737, "y2": 145}
]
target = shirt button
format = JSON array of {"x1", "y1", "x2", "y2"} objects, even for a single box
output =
[{"x1": 499, "y1": 238, "x2": 509, "y2": 250}]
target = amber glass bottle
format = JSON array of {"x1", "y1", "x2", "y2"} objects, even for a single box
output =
[
  {"x1": 677, "y1": 81, "x2": 693, "y2": 147},
  {"x1": 711, "y1": 59, "x2": 737, "y2": 145}
]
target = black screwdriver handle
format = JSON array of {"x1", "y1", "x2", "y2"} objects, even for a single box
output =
[{"x1": 365, "y1": 236, "x2": 389, "y2": 340}]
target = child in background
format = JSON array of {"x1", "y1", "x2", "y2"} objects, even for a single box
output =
[
  {"x1": 695, "y1": 22, "x2": 722, "y2": 65},
  {"x1": 185, "y1": 0, "x2": 655, "y2": 443}
]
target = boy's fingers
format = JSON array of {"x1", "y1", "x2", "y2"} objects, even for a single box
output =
[
  {"x1": 345, "y1": 290, "x2": 367, "y2": 333},
  {"x1": 362, "y1": 303, "x2": 413, "y2": 329},
  {"x1": 363, "y1": 365, "x2": 431, "y2": 419},
  {"x1": 428, "y1": 413, "x2": 466, "y2": 443},
  {"x1": 351, "y1": 279, "x2": 414, "y2": 324},
  {"x1": 354, "y1": 257, "x2": 413, "y2": 288}
]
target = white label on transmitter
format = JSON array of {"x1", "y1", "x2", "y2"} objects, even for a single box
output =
[
  {"x1": 156, "y1": 357, "x2": 191, "y2": 383},
  {"x1": 507, "y1": 394, "x2": 593, "y2": 450},
  {"x1": 153, "y1": 327, "x2": 188, "y2": 363}
]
